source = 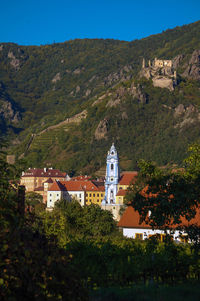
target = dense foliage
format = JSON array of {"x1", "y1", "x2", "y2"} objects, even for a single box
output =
[
  {"x1": 0, "y1": 142, "x2": 200, "y2": 299},
  {"x1": 1, "y1": 21, "x2": 200, "y2": 174},
  {"x1": 0, "y1": 144, "x2": 88, "y2": 300}
]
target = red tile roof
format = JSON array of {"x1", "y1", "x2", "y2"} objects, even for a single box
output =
[
  {"x1": 119, "y1": 172, "x2": 138, "y2": 185},
  {"x1": 34, "y1": 186, "x2": 44, "y2": 192},
  {"x1": 49, "y1": 181, "x2": 67, "y2": 191},
  {"x1": 49, "y1": 180, "x2": 104, "y2": 192},
  {"x1": 118, "y1": 206, "x2": 200, "y2": 229},
  {"x1": 22, "y1": 168, "x2": 66, "y2": 178},
  {"x1": 44, "y1": 177, "x2": 54, "y2": 183},
  {"x1": 71, "y1": 175, "x2": 91, "y2": 181},
  {"x1": 116, "y1": 189, "x2": 127, "y2": 196},
  {"x1": 118, "y1": 206, "x2": 151, "y2": 228}
]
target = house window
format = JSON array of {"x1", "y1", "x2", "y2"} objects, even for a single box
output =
[
  {"x1": 97, "y1": 193, "x2": 99, "y2": 197},
  {"x1": 135, "y1": 233, "x2": 143, "y2": 240},
  {"x1": 89, "y1": 193, "x2": 91, "y2": 197},
  {"x1": 111, "y1": 163, "x2": 114, "y2": 170},
  {"x1": 86, "y1": 193, "x2": 88, "y2": 197},
  {"x1": 101, "y1": 193, "x2": 103, "y2": 197},
  {"x1": 79, "y1": 194, "x2": 81, "y2": 198},
  {"x1": 57, "y1": 194, "x2": 59, "y2": 197},
  {"x1": 110, "y1": 177, "x2": 114, "y2": 181},
  {"x1": 93, "y1": 193, "x2": 95, "y2": 197}
]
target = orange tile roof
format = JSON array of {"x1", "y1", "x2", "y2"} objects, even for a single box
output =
[
  {"x1": 118, "y1": 206, "x2": 151, "y2": 228},
  {"x1": 49, "y1": 180, "x2": 104, "y2": 192},
  {"x1": 116, "y1": 189, "x2": 127, "y2": 196},
  {"x1": 118, "y1": 206, "x2": 200, "y2": 229},
  {"x1": 71, "y1": 175, "x2": 91, "y2": 181},
  {"x1": 119, "y1": 172, "x2": 138, "y2": 185},
  {"x1": 49, "y1": 181, "x2": 67, "y2": 191}
]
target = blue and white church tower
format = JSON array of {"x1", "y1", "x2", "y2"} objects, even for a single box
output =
[{"x1": 102, "y1": 143, "x2": 120, "y2": 205}]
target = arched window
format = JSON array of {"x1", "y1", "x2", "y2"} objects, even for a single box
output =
[{"x1": 111, "y1": 163, "x2": 114, "y2": 170}]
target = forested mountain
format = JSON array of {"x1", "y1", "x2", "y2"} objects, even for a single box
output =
[{"x1": 1, "y1": 20, "x2": 200, "y2": 174}]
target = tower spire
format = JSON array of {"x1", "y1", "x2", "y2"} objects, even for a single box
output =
[{"x1": 102, "y1": 144, "x2": 120, "y2": 205}]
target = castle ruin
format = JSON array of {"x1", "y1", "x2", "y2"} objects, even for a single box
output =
[{"x1": 140, "y1": 57, "x2": 176, "y2": 91}]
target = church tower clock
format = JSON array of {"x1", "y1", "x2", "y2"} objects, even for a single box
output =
[{"x1": 102, "y1": 143, "x2": 120, "y2": 205}]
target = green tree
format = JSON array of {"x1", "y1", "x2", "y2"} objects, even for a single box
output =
[
  {"x1": 25, "y1": 191, "x2": 43, "y2": 206},
  {"x1": 0, "y1": 141, "x2": 88, "y2": 300},
  {"x1": 126, "y1": 145, "x2": 200, "y2": 231}
]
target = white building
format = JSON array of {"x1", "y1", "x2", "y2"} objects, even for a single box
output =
[{"x1": 118, "y1": 206, "x2": 200, "y2": 242}]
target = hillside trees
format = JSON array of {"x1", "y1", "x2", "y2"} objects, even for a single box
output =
[
  {"x1": 0, "y1": 141, "x2": 88, "y2": 300},
  {"x1": 126, "y1": 144, "x2": 200, "y2": 243}
]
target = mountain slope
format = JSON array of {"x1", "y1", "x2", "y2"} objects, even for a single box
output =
[{"x1": 0, "y1": 21, "x2": 200, "y2": 174}]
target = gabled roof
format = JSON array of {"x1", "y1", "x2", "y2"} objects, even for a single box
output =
[
  {"x1": 63, "y1": 180, "x2": 104, "y2": 191},
  {"x1": 48, "y1": 181, "x2": 67, "y2": 191},
  {"x1": 118, "y1": 206, "x2": 151, "y2": 229},
  {"x1": 119, "y1": 172, "x2": 138, "y2": 185},
  {"x1": 118, "y1": 205, "x2": 200, "y2": 229},
  {"x1": 71, "y1": 175, "x2": 91, "y2": 181},
  {"x1": 116, "y1": 189, "x2": 127, "y2": 196},
  {"x1": 44, "y1": 177, "x2": 54, "y2": 183},
  {"x1": 48, "y1": 180, "x2": 104, "y2": 192},
  {"x1": 22, "y1": 168, "x2": 66, "y2": 178}
]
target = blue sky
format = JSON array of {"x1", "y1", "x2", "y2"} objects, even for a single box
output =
[{"x1": 1, "y1": 0, "x2": 200, "y2": 45}]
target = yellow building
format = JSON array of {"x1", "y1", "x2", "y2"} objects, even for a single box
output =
[
  {"x1": 86, "y1": 187, "x2": 105, "y2": 205},
  {"x1": 117, "y1": 172, "x2": 138, "y2": 191},
  {"x1": 116, "y1": 189, "x2": 127, "y2": 205}
]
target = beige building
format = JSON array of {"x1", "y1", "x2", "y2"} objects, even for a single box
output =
[
  {"x1": 154, "y1": 58, "x2": 172, "y2": 68},
  {"x1": 20, "y1": 168, "x2": 67, "y2": 203}
]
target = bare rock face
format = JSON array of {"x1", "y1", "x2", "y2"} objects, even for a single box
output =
[
  {"x1": 7, "y1": 51, "x2": 20, "y2": 70},
  {"x1": 172, "y1": 54, "x2": 184, "y2": 69},
  {"x1": 121, "y1": 111, "x2": 128, "y2": 120},
  {"x1": 174, "y1": 104, "x2": 185, "y2": 117},
  {"x1": 95, "y1": 118, "x2": 109, "y2": 140},
  {"x1": 85, "y1": 89, "x2": 91, "y2": 97},
  {"x1": 76, "y1": 85, "x2": 80, "y2": 93},
  {"x1": 174, "y1": 104, "x2": 200, "y2": 130},
  {"x1": 129, "y1": 83, "x2": 148, "y2": 103},
  {"x1": 152, "y1": 76, "x2": 174, "y2": 91},
  {"x1": 103, "y1": 65, "x2": 132, "y2": 86},
  {"x1": 183, "y1": 50, "x2": 200, "y2": 80},
  {"x1": 0, "y1": 100, "x2": 21, "y2": 123},
  {"x1": 52, "y1": 72, "x2": 61, "y2": 83},
  {"x1": 73, "y1": 67, "x2": 85, "y2": 75},
  {"x1": 106, "y1": 98, "x2": 121, "y2": 108},
  {"x1": 89, "y1": 75, "x2": 97, "y2": 82}
]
